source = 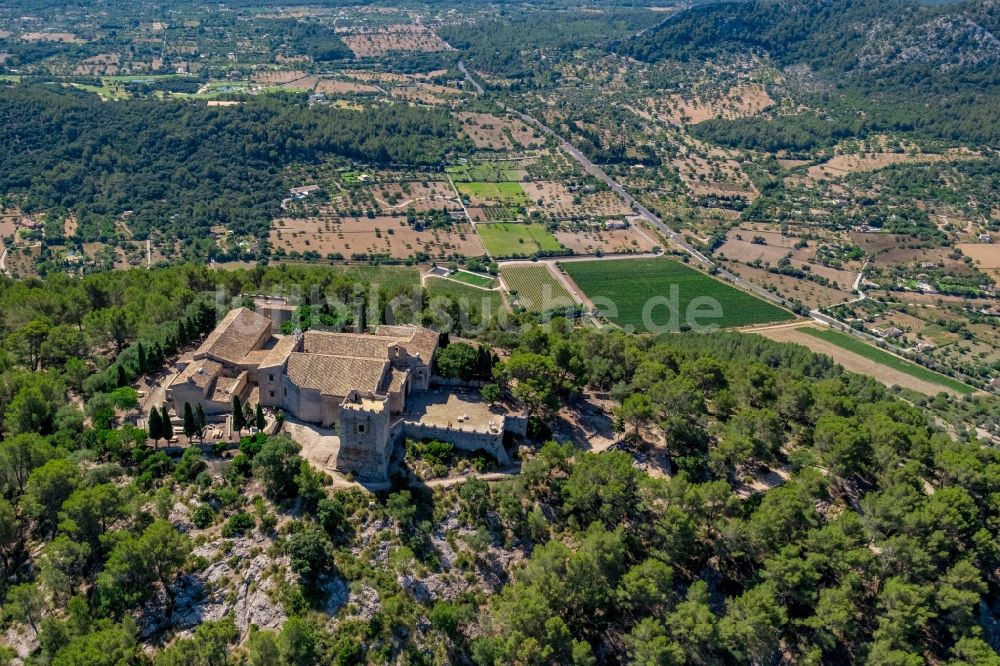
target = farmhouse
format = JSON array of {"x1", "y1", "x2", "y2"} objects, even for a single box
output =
[{"x1": 166, "y1": 307, "x2": 515, "y2": 481}]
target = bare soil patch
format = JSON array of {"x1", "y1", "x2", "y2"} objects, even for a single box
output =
[
  {"x1": 73, "y1": 53, "x2": 120, "y2": 76},
  {"x1": 270, "y1": 215, "x2": 486, "y2": 259},
  {"x1": 252, "y1": 70, "x2": 308, "y2": 85},
  {"x1": 522, "y1": 181, "x2": 632, "y2": 218},
  {"x1": 553, "y1": 226, "x2": 655, "y2": 255},
  {"x1": 633, "y1": 85, "x2": 774, "y2": 124},
  {"x1": 21, "y1": 32, "x2": 82, "y2": 43},
  {"x1": 720, "y1": 260, "x2": 853, "y2": 309},
  {"x1": 4, "y1": 244, "x2": 41, "y2": 278},
  {"x1": 806, "y1": 150, "x2": 978, "y2": 182},
  {"x1": 456, "y1": 112, "x2": 545, "y2": 151},
  {"x1": 369, "y1": 181, "x2": 461, "y2": 213},
  {"x1": 314, "y1": 79, "x2": 380, "y2": 95},
  {"x1": 672, "y1": 143, "x2": 758, "y2": 200},
  {"x1": 756, "y1": 325, "x2": 963, "y2": 396},
  {"x1": 281, "y1": 76, "x2": 319, "y2": 91},
  {"x1": 957, "y1": 243, "x2": 1000, "y2": 269},
  {"x1": 340, "y1": 25, "x2": 451, "y2": 57}
]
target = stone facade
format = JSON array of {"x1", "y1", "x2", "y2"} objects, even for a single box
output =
[{"x1": 167, "y1": 307, "x2": 449, "y2": 480}]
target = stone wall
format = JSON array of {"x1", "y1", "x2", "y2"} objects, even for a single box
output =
[
  {"x1": 430, "y1": 376, "x2": 486, "y2": 389},
  {"x1": 401, "y1": 419, "x2": 511, "y2": 466},
  {"x1": 336, "y1": 401, "x2": 393, "y2": 482}
]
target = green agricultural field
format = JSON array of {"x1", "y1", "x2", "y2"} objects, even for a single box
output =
[
  {"x1": 477, "y1": 223, "x2": 564, "y2": 257},
  {"x1": 457, "y1": 181, "x2": 529, "y2": 205},
  {"x1": 800, "y1": 327, "x2": 975, "y2": 394},
  {"x1": 337, "y1": 265, "x2": 420, "y2": 292},
  {"x1": 447, "y1": 162, "x2": 527, "y2": 182},
  {"x1": 425, "y1": 277, "x2": 505, "y2": 331},
  {"x1": 448, "y1": 270, "x2": 496, "y2": 288},
  {"x1": 501, "y1": 264, "x2": 575, "y2": 312},
  {"x1": 563, "y1": 258, "x2": 794, "y2": 332}
]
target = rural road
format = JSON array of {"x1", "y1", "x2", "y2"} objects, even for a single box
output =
[
  {"x1": 457, "y1": 61, "x2": 484, "y2": 95},
  {"x1": 456, "y1": 60, "x2": 805, "y2": 317},
  {"x1": 453, "y1": 60, "x2": 988, "y2": 391},
  {"x1": 502, "y1": 103, "x2": 806, "y2": 314}
]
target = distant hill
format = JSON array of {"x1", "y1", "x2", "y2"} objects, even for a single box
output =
[{"x1": 615, "y1": 0, "x2": 1000, "y2": 148}]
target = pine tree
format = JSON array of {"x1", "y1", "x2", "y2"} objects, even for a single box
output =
[
  {"x1": 232, "y1": 395, "x2": 245, "y2": 435},
  {"x1": 255, "y1": 403, "x2": 266, "y2": 431},
  {"x1": 160, "y1": 404, "x2": 173, "y2": 442},
  {"x1": 194, "y1": 404, "x2": 207, "y2": 443},
  {"x1": 147, "y1": 406, "x2": 162, "y2": 445},
  {"x1": 183, "y1": 402, "x2": 196, "y2": 440}
]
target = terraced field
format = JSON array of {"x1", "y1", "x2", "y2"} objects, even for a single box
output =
[
  {"x1": 501, "y1": 264, "x2": 575, "y2": 312},
  {"x1": 563, "y1": 257, "x2": 794, "y2": 332}
]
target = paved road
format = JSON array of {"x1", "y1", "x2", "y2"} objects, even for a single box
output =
[
  {"x1": 494, "y1": 98, "x2": 804, "y2": 315},
  {"x1": 456, "y1": 58, "x2": 802, "y2": 313},
  {"x1": 455, "y1": 62, "x2": 990, "y2": 391},
  {"x1": 457, "y1": 61, "x2": 484, "y2": 95}
]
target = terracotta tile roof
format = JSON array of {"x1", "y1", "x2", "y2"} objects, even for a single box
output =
[
  {"x1": 259, "y1": 335, "x2": 298, "y2": 370},
  {"x1": 197, "y1": 307, "x2": 271, "y2": 365},
  {"x1": 286, "y1": 353, "x2": 388, "y2": 398},
  {"x1": 375, "y1": 324, "x2": 439, "y2": 361},
  {"x1": 241, "y1": 350, "x2": 270, "y2": 366},
  {"x1": 380, "y1": 367, "x2": 409, "y2": 394},
  {"x1": 209, "y1": 373, "x2": 246, "y2": 403},
  {"x1": 175, "y1": 358, "x2": 223, "y2": 391},
  {"x1": 302, "y1": 331, "x2": 395, "y2": 360}
]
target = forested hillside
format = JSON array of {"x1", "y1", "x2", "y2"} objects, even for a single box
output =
[
  {"x1": 616, "y1": 0, "x2": 1000, "y2": 148},
  {"x1": 0, "y1": 86, "x2": 461, "y2": 243},
  {"x1": 2, "y1": 264, "x2": 1000, "y2": 663},
  {"x1": 438, "y1": 8, "x2": 661, "y2": 81}
]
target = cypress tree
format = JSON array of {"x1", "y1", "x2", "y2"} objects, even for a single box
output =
[
  {"x1": 116, "y1": 364, "x2": 128, "y2": 388},
  {"x1": 476, "y1": 345, "x2": 493, "y2": 380},
  {"x1": 232, "y1": 395, "x2": 245, "y2": 435},
  {"x1": 183, "y1": 402, "x2": 196, "y2": 440},
  {"x1": 161, "y1": 404, "x2": 173, "y2": 442},
  {"x1": 147, "y1": 406, "x2": 162, "y2": 445},
  {"x1": 255, "y1": 403, "x2": 266, "y2": 431},
  {"x1": 136, "y1": 342, "x2": 147, "y2": 374},
  {"x1": 194, "y1": 404, "x2": 207, "y2": 443}
]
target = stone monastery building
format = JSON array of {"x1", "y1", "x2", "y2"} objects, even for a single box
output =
[{"x1": 167, "y1": 308, "x2": 440, "y2": 466}]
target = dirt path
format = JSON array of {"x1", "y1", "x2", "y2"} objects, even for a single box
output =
[{"x1": 755, "y1": 324, "x2": 964, "y2": 396}]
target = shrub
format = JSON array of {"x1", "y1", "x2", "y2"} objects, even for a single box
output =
[
  {"x1": 221, "y1": 512, "x2": 255, "y2": 537},
  {"x1": 192, "y1": 503, "x2": 216, "y2": 529}
]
